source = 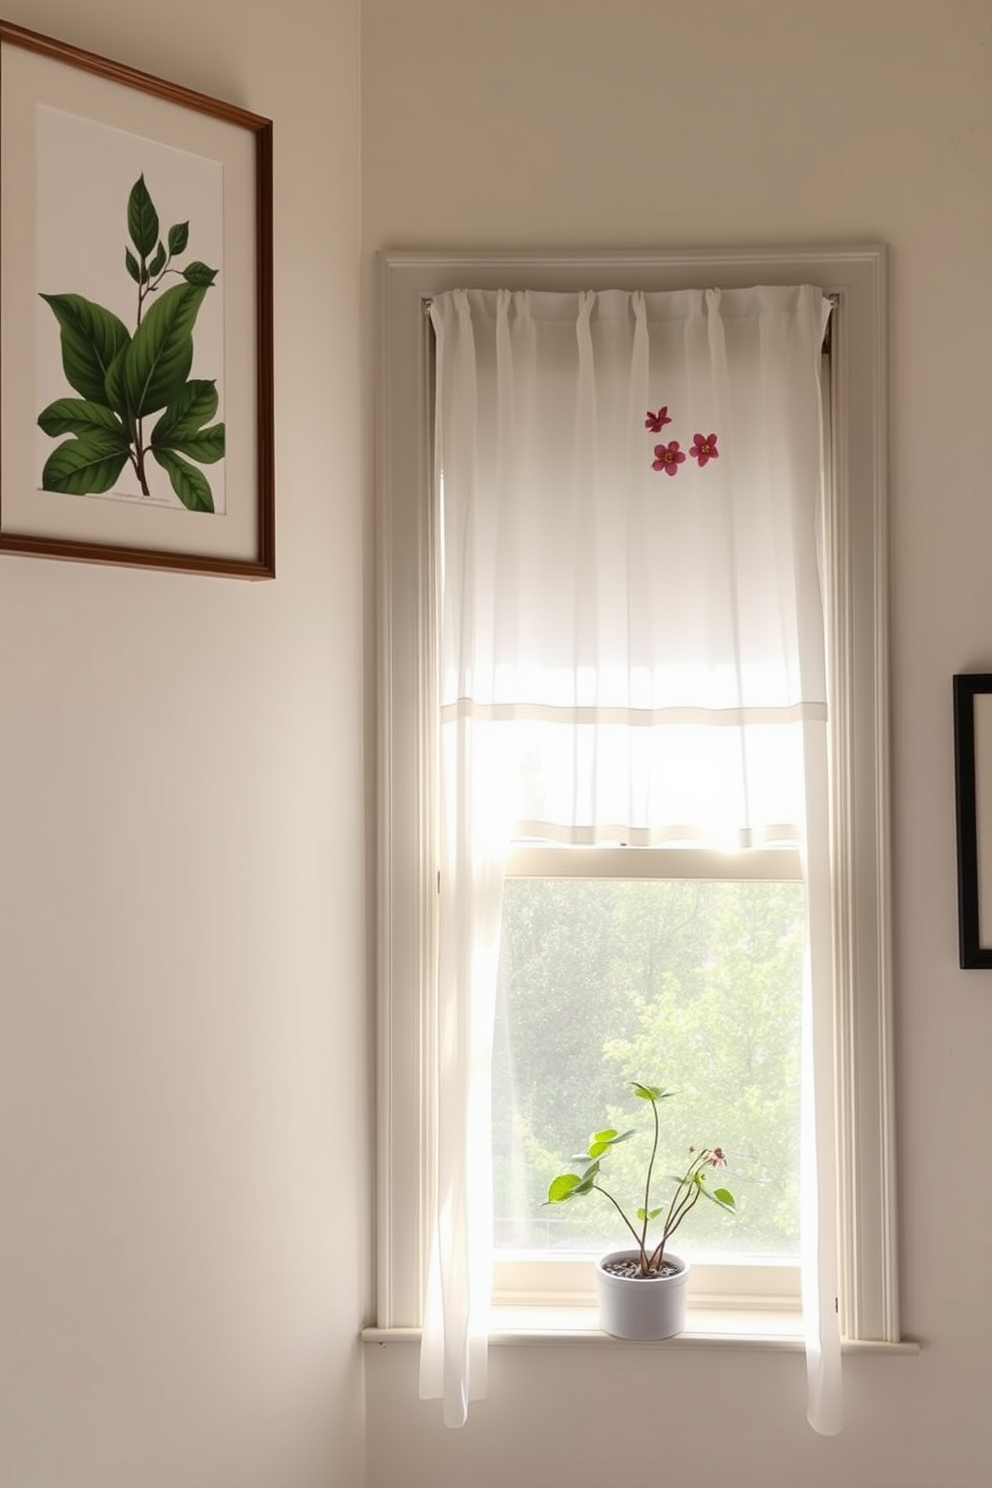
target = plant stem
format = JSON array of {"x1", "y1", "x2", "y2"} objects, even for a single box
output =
[
  {"x1": 138, "y1": 260, "x2": 175, "y2": 326},
  {"x1": 131, "y1": 420, "x2": 150, "y2": 497},
  {"x1": 653, "y1": 1153, "x2": 709, "y2": 1269},
  {"x1": 639, "y1": 1094, "x2": 660, "y2": 1258},
  {"x1": 592, "y1": 1184, "x2": 648, "y2": 1271}
]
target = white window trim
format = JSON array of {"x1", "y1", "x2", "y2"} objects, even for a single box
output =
[
  {"x1": 504, "y1": 845, "x2": 803, "y2": 880},
  {"x1": 495, "y1": 843, "x2": 805, "y2": 1313},
  {"x1": 375, "y1": 246, "x2": 897, "y2": 1345}
]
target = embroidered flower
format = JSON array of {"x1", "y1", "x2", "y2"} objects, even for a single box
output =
[
  {"x1": 652, "y1": 440, "x2": 685, "y2": 476},
  {"x1": 645, "y1": 407, "x2": 718, "y2": 478},
  {"x1": 689, "y1": 432, "x2": 719, "y2": 467}
]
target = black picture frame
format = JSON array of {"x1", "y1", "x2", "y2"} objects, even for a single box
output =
[{"x1": 953, "y1": 672, "x2": 992, "y2": 968}]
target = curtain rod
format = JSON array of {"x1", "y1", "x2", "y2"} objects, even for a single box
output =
[{"x1": 423, "y1": 291, "x2": 841, "y2": 312}]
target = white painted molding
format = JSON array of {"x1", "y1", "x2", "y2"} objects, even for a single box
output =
[{"x1": 376, "y1": 246, "x2": 894, "y2": 1341}]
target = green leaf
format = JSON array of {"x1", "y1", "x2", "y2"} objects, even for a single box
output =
[
  {"x1": 125, "y1": 247, "x2": 141, "y2": 284},
  {"x1": 151, "y1": 447, "x2": 215, "y2": 513},
  {"x1": 37, "y1": 398, "x2": 128, "y2": 444},
  {"x1": 127, "y1": 174, "x2": 159, "y2": 257},
  {"x1": 39, "y1": 294, "x2": 131, "y2": 407},
  {"x1": 104, "y1": 346, "x2": 131, "y2": 425},
  {"x1": 161, "y1": 423, "x2": 225, "y2": 464},
  {"x1": 167, "y1": 221, "x2": 189, "y2": 255},
  {"x1": 583, "y1": 1124, "x2": 635, "y2": 1160},
  {"x1": 547, "y1": 1173, "x2": 582, "y2": 1205},
  {"x1": 182, "y1": 261, "x2": 218, "y2": 287},
  {"x1": 632, "y1": 1082, "x2": 676, "y2": 1103},
  {"x1": 148, "y1": 241, "x2": 167, "y2": 278},
  {"x1": 697, "y1": 1183, "x2": 736, "y2": 1212},
  {"x1": 41, "y1": 433, "x2": 129, "y2": 494},
  {"x1": 151, "y1": 379, "x2": 219, "y2": 445},
  {"x1": 123, "y1": 283, "x2": 206, "y2": 418}
]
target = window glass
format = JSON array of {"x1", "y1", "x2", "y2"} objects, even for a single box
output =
[{"x1": 492, "y1": 873, "x2": 804, "y2": 1257}]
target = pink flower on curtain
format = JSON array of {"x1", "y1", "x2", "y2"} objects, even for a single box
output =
[
  {"x1": 689, "y1": 433, "x2": 719, "y2": 467},
  {"x1": 645, "y1": 406, "x2": 672, "y2": 433},
  {"x1": 652, "y1": 440, "x2": 686, "y2": 475},
  {"x1": 646, "y1": 406, "x2": 719, "y2": 476}
]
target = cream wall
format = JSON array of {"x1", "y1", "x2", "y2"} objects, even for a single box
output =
[
  {"x1": 0, "y1": 3, "x2": 368, "y2": 1488},
  {"x1": 362, "y1": 2, "x2": 992, "y2": 1485}
]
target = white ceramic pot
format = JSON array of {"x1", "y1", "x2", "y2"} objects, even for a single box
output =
[{"x1": 594, "y1": 1249, "x2": 690, "y2": 1340}]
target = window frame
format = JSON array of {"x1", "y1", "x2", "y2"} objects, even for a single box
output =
[
  {"x1": 375, "y1": 246, "x2": 895, "y2": 1342},
  {"x1": 494, "y1": 842, "x2": 806, "y2": 1310}
]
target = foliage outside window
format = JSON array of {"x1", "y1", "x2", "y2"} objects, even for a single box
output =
[{"x1": 493, "y1": 874, "x2": 805, "y2": 1259}]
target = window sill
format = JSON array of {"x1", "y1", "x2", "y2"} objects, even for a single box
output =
[{"x1": 363, "y1": 1306, "x2": 919, "y2": 1354}]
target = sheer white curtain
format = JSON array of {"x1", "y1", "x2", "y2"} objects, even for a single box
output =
[{"x1": 420, "y1": 285, "x2": 841, "y2": 1432}]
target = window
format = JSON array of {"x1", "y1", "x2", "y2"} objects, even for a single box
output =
[
  {"x1": 375, "y1": 250, "x2": 895, "y2": 1415},
  {"x1": 492, "y1": 850, "x2": 805, "y2": 1258}
]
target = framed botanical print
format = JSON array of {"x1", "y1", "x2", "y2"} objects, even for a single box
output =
[{"x1": 0, "y1": 20, "x2": 274, "y2": 577}]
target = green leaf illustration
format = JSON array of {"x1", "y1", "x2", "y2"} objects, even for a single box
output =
[
  {"x1": 127, "y1": 174, "x2": 159, "y2": 258},
  {"x1": 104, "y1": 346, "x2": 131, "y2": 427},
  {"x1": 151, "y1": 447, "x2": 215, "y2": 513},
  {"x1": 38, "y1": 176, "x2": 222, "y2": 509},
  {"x1": 161, "y1": 423, "x2": 225, "y2": 464},
  {"x1": 151, "y1": 379, "x2": 218, "y2": 446},
  {"x1": 39, "y1": 294, "x2": 131, "y2": 408},
  {"x1": 122, "y1": 283, "x2": 207, "y2": 418},
  {"x1": 148, "y1": 241, "x2": 167, "y2": 278},
  {"x1": 37, "y1": 398, "x2": 129, "y2": 444},
  {"x1": 41, "y1": 432, "x2": 130, "y2": 494},
  {"x1": 182, "y1": 261, "x2": 218, "y2": 287},
  {"x1": 151, "y1": 380, "x2": 224, "y2": 464}
]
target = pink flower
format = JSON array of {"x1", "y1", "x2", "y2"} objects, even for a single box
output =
[
  {"x1": 689, "y1": 432, "x2": 719, "y2": 467},
  {"x1": 652, "y1": 440, "x2": 685, "y2": 476},
  {"x1": 645, "y1": 406, "x2": 672, "y2": 434},
  {"x1": 710, "y1": 1147, "x2": 726, "y2": 1166}
]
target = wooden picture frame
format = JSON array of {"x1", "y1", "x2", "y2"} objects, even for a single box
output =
[
  {"x1": 953, "y1": 672, "x2": 992, "y2": 968},
  {"x1": 0, "y1": 20, "x2": 274, "y2": 578}
]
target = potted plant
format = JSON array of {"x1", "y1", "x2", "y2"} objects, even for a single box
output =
[{"x1": 545, "y1": 1080, "x2": 736, "y2": 1340}]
